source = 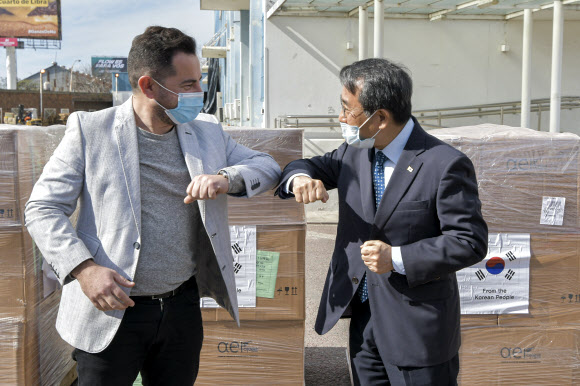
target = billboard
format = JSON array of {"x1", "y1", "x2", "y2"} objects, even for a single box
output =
[
  {"x1": 0, "y1": 37, "x2": 17, "y2": 46},
  {"x1": 0, "y1": 0, "x2": 61, "y2": 40},
  {"x1": 91, "y1": 57, "x2": 128, "y2": 77}
]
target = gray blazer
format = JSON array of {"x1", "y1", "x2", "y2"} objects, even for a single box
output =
[{"x1": 25, "y1": 98, "x2": 281, "y2": 353}]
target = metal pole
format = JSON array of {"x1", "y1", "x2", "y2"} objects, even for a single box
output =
[
  {"x1": 359, "y1": 6, "x2": 368, "y2": 60},
  {"x1": 39, "y1": 71, "x2": 44, "y2": 123},
  {"x1": 549, "y1": 0, "x2": 564, "y2": 133},
  {"x1": 374, "y1": 0, "x2": 384, "y2": 58},
  {"x1": 115, "y1": 73, "x2": 119, "y2": 105},
  {"x1": 521, "y1": 9, "x2": 533, "y2": 129},
  {"x1": 538, "y1": 103, "x2": 542, "y2": 131}
]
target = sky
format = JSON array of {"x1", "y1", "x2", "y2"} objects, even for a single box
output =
[{"x1": 2, "y1": 0, "x2": 215, "y2": 79}]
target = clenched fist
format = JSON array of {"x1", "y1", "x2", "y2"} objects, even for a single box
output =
[
  {"x1": 361, "y1": 240, "x2": 393, "y2": 274},
  {"x1": 291, "y1": 176, "x2": 329, "y2": 204},
  {"x1": 184, "y1": 174, "x2": 229, "y2": 203}
]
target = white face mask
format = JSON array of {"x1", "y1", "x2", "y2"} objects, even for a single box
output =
[{"x1": 340, "y1": 111, "x2": 379, "y2": 149}]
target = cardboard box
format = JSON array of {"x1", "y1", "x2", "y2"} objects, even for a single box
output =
[
  {"x1": 0, "y1": 130, "x2": 21, "y2": 227},
  {"x1": 433, "y1": 126, "x2": 580, "y2": 234},
  {"x1": 226, "y1": 128, "x2": 305, "y2": 226},
  {"x1": 459, "y1": 327, "x2": 580, "y2": 385},
  {"x1": 461, "y1": 314, "x2": 498, "y2": 329},
  {"x1": 0, "y1": 126, "x2": 65, "y2": 227},
  {"x1": 498, "y1": 233, "x2": 580, "y2": 327},
  {"x1": 0, "y1": 308, "x2": 31, "y2": 385},
  {"x1": 196, "y1": 320, "x2": 305, "y2": 385},
  {"x1": 202, "y1": 224, "x2": 306, "y2": 321},
  {"x1": 0, "y1": 291, "x2": 74, "y2": 385},
  {"x1": 0, "y1": 226, "x2": 43, "y2": 308},
  {"x1": 0, "y1": 126, "x2": 72, "y2": 385}
]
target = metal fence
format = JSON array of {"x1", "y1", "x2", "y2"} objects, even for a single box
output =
[{"x1": 274, "y1": 96, "x2": 580, "y2": 133}]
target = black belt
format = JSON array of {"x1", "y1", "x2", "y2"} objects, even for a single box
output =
[{"x1": 131, "y1": 277, "x2": 193, "y2": 301}]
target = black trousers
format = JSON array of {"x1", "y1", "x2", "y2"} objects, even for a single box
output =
[
  {"x1": 349, "y1": 296, "x2": 459, "y2": 386},
  {"x1": 73, "y1": 278, "x2": 203, "y2": 386}
]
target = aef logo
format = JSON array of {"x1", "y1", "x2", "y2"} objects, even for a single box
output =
[
  {"x1": 217, "y1": 340, "x2": 259, "y2": 354},
  {"x1": 500, "y1": 346, "x2": 540, "y2": 360}
]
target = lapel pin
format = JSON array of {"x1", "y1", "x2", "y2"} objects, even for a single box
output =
[{"x1": 407, "y1": 166, "x2": 414, "y2": 173}]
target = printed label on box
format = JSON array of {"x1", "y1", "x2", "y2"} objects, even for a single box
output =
[
  {"x1": 540, "y1": 196, "x2": 565, "y2": 226},
  {"x1": 201, "y1": 225, "x2": 257, "y2": 308},
  {"x1": 457, "y1": 233, "x2": 530, "y2": 314},
  {"x1": 256, "y1": 250, "x2": 280, "y2": 299}
]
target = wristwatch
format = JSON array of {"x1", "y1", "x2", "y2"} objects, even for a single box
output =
[{"x1": 217, "y1": 169, "x2": 230, "y2": 182}]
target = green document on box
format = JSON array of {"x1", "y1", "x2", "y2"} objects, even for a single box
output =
[{"x1": 256, "y1": 250, "x2": 280, "y2": 298}]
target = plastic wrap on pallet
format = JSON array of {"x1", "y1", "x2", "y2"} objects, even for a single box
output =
[
  {"x1": 134, "y1": 321, "x2": 305, "y2": 386},
  {"x1": 0, "y1": 125, "x2": 75, "y2": 385},
  {"x1": 201, "y1": 128, "x2": 305, "y2": 321},
  {"x1": 431, "y1": 126, "x2": 580, "y2": 326},
  {"x1": 202, "y1": 224, "x2": 306, "y2": 321},
  {"x1": 432, "y1": 125, "x2": 580, "y2": 234},
  {"x1": 426, "y1": 125, "x2": 580, "y2": 384},
  {"x1": 202, "y1": 320, "x2": 306, "y2": 385},
  {"x1": 225, "y1": 128, "x2": 305, "y2": 225},
  {"x1": 459, "y1": 327, "x2": 580, "y2": 385}
]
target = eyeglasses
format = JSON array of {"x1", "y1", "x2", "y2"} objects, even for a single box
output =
[{"x1": 340, "y1": 97, "x2": 365, "y2": 119}]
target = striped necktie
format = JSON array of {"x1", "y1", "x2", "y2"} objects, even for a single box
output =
[{"x1": 358, "y1": 151, "x2": 388, "y2": 303}]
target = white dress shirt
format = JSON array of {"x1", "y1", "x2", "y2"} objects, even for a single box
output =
[{"x1": 376, "y1": 118, "x2": 415, "y2": 275}]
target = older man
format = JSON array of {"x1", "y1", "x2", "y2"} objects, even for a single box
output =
[{"x1": 278, "y1": 58, "x2": 487, "y2": 385}]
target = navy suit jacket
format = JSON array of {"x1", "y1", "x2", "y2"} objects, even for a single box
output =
[{"x1": 278, "y1": 118, "x2": 488, "y2": 367}]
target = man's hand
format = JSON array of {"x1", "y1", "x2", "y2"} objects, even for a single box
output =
[
  {"x1": 72, "y1": 260, "x2": 135, "y2": 311},
  {"x1": 292, "y1": 176, "x2": 329, "y2": 204},
  {"x1": 184, "y1": 174, "x2": 229, "y2": 204},
  {"x1": 361, "y1": 240, "x2": 393, "y2": 274}
]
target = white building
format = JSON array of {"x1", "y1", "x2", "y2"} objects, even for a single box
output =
[{"x1": 201, "y1": 0, "x2": 580, "y2": 134}]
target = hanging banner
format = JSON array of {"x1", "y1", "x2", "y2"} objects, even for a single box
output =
[
  {"x1": 457, "y1": 233, "x2": 530, "y2": 314},
  {"x1": 201, "y1": 225, "x2": 257, "y2": 308}
]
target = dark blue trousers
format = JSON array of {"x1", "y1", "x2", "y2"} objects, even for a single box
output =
[{"x1": 349, "y1": 296, "x2": 459, "y2": 386}]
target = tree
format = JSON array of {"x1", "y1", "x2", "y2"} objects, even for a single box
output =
[
  {"x1": 70, "y1": 63, "x2": 112, "y2": 93},
  {"x1": 17, "y1": 78, "x2": 38, "y2": 91}
]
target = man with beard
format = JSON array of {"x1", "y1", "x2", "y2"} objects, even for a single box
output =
[{"x1": 25, "y1": 26, "x2": 281, "y2": 385}]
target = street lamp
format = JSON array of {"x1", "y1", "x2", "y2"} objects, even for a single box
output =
[
  {"x1": 40, "y1": 68, "x2": 45, "y2": 123},
  {"x1": 115, "y1": 73, "x2": 119, "y2": 103},
  {"x1": 69, "y1": 59, "x2": 81, "y2": 92}
]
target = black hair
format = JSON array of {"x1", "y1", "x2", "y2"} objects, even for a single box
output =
[
  {"x1": 339, "y1": 58, "x2": 413, "y2": 124},
  {"x1": 128, "y1": 26, "x2": 197, "y2": 91}
]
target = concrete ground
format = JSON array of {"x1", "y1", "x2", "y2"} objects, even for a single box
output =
[{"x1": 303, "y1": 223, "x2": 352, "y2": 386}]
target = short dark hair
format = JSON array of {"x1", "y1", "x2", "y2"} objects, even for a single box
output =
[
  {"x1": 128, "y1": 26, "x2": 197, "y2": 91},
  {"x1": 339, "y1": 58, "x2": 413, "y2": 124}
]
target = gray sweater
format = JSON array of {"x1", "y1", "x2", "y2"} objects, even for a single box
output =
[{"x1": 132, "y1": 127, "x2": 200, "y2": 295}]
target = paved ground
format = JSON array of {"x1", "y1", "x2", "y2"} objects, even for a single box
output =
[{"x1": 303, "y1": 223, "x2": 352, "y2": 386}]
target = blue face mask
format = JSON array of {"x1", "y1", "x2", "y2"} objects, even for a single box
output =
[
  {"x1": 152, "y1": 78, "x2": 204, "y2": 124},
  {"x1": 340, "y1": 111, "x2": 379, "y2": 149}
]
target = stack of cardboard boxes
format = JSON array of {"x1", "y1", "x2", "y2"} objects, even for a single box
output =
[
  {"x1": 195, "y1": 128, "x2": 306, "y2": 385},
  {"x1": 0, "y1": 126, "x2": 75, "y2": 385},
  {"x1": 12, "y1": 122, "x2": 578, "y2": 384},
  {"x1": 433, "y1": 125, "x2": 580, "y2": 385}
]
